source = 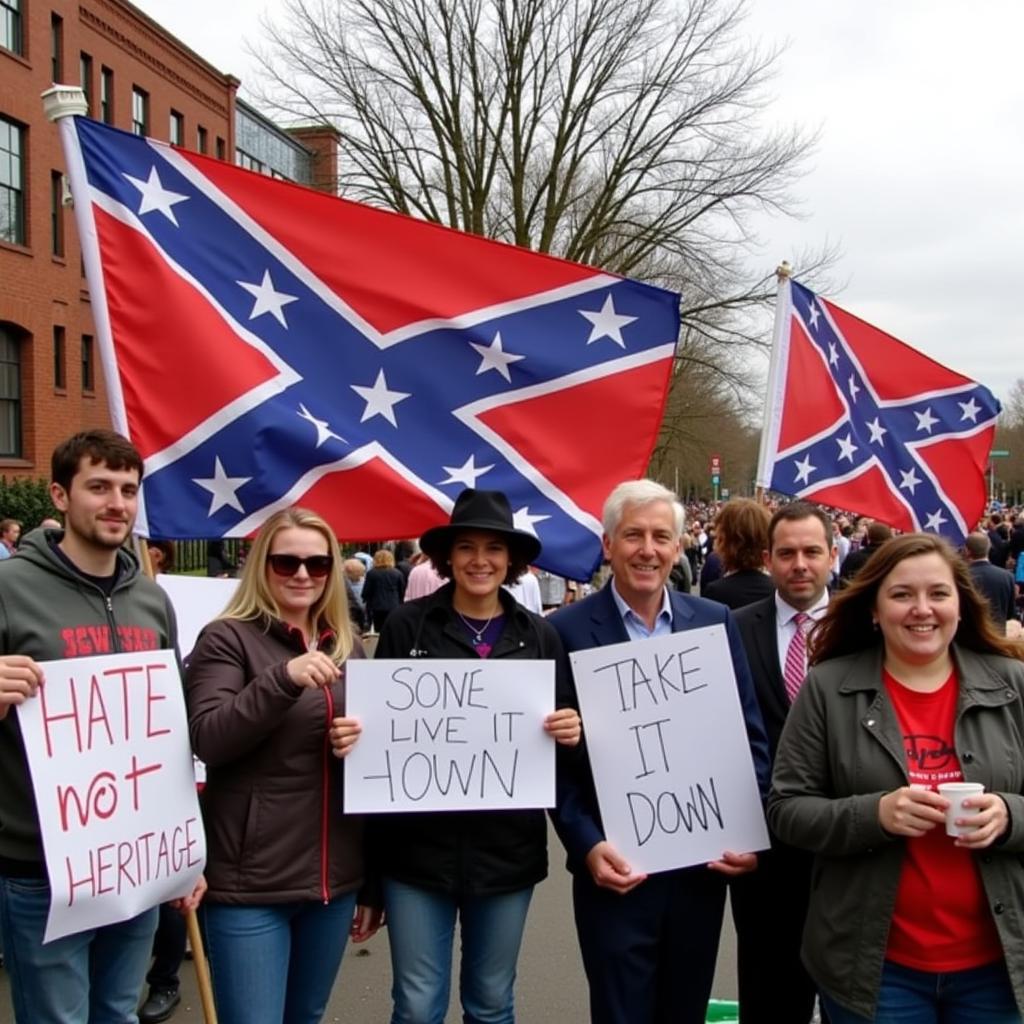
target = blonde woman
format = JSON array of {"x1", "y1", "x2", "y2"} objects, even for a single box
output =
[{"x1": 185, "y1": 508, "x2": 380, "y2": 1024}]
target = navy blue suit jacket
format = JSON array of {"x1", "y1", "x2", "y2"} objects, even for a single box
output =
[{"x1": 549, "y1": 584, "x2": 771, "y2": 873}]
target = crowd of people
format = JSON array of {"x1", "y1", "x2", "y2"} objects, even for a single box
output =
[{"x1": 1, "y1": 429, "x2": 1024, "y2": 1024}]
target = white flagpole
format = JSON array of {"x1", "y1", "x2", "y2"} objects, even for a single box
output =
[
  {"x1": 42, "y1": 86, "x2": 153, "y2": 536},
  {"x1": 754, "y1": 262, "x2": 795, "y2": 497}
]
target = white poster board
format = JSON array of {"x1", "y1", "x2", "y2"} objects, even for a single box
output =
[
  {"x1": 570, "y1": 624, "x2": 768, "y2": 875},
  {"x1": 345, "y1": 659, "x2": 555, "y2": 812},
  {"x1": 18, "y1": 650, "x2": 205, "y2": 942},
  {"x1": 156, "y1": 574, "x2": 239, "y2": 659}
]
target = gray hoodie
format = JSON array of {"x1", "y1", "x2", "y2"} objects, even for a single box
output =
[{"x1": 0, "y1": 529, "x2": 177, "y2": 867}]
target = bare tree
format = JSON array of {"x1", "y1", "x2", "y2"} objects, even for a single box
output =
[{"x1": 253, "y1": 0, "x2": 831, "y2": 443}]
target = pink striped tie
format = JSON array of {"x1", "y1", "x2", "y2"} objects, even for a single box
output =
[{"x1": 784, "y1": 612, "x2": 810, "y2": 704}]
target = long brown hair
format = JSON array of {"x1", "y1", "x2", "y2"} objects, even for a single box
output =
[
  {"x1": 713, "y1": 499, "x2": 771, "y2": 572},
  {"x1": 218, "y1": 508, "x2": 353, "y2": 663},
  {"x1": 811, "y1": 532, "x2": 1021, "y2": 664}
]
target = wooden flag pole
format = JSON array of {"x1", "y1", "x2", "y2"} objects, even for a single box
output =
[
  {"x1": 134, "y1": 537, "x2": 219, "y2": 1024},
  {"x1": 186, "y1": 910, "x2": 219, "y2": 1024}
]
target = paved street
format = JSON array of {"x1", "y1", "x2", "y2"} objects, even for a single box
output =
[{"x1": 0, "y1": 831, "x2": 740, "y2": 1022}]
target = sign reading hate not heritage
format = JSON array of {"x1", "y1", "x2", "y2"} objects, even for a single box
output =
[
  {"x1": 570, "y1": 625, "x2": 768, "y2": 875},
  {"x1": 18, "y1": 651, "x2": 205, "y2": 943},
  {"x1": 344, "y1": 659, "x2": 555, "y2": 813}
]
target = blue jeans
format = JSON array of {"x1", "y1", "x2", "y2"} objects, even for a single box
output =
[
  {"x1": 820, "y1": 958, "x2": 1021, "y2": 1023},
  {"x1": 0, "y1": 874, "x2": 158, "y2": 1024},
  {"x1": 383, "y1": 878, "x2": 533, "y2": 1024},
  {"x1": 201, "y1": 894, "x2": 356, "y2": 1024}
]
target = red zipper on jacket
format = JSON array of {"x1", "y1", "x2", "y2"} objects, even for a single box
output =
[{"x1": 321, "y1": 684, "x2": 334, "y2": 904}]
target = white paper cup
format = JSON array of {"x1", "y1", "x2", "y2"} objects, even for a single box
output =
[{"x1": 937, "y1": 782, "x2": 984, "y2": 836}]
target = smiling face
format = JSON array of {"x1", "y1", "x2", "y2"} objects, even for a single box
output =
[
  {"x1": 449, "y1": 530, "x2": 510, "y2": 605},
  {"x1": 874, "y1": 552, "x2": 960, "y2": 671},
  {"x1": 603, "y1": 499, "x2": 680, "y2": 610},
  {"x1": 266, "y1": 526, "x2": 330, "y2": 630}
]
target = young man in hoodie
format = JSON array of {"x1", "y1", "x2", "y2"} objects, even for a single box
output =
[{"x1": 0, "y1": 430, "x2": 186, "y2": 1023}]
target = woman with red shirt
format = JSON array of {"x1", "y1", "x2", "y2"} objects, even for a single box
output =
[{"x1": 768, "y1": 533, "x2": 1024, "y2": 1023}]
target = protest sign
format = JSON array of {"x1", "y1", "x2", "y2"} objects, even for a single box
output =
[
  {"x1": 18, "y1": 651, "x2": 205, "y2": 943},
  {"x1": 156, "y1": 574, "x2": 239, "y2": 659},
  {"x1": 345, "y1": 659, "x2": 554, "y2": 812},
  {"x1": 570, "y1": 624, "x2": 768, "y2": 875}
]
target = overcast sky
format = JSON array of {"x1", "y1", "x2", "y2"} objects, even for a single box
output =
[{"x1": 133, "y1": 0, "x2": 1023, "y2": 403}]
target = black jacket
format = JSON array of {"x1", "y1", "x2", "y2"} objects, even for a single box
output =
[
  {"x1": 701, "y1": 569, "x2": 774, "y2": 610},
  {"x1": 362, "y1": 565, "x2": 406, "y2": 613},
  {"x1": 371, "y1": 583, "x2": 571, "y2": 896},
  {"x1": 968, "y1": 559, "x2": 1017, "y2": 630}
]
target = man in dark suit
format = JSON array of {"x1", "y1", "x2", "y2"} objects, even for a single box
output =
[
  {"x1": 550, "y1": 480, "x2": 770, "y2": 1024},
  {"x1": 964, "y1": 531, "x2": 1016, "y2": 632},
  {"x1": 729, "y1": 501, "x2": 835, "y2": 1024}
]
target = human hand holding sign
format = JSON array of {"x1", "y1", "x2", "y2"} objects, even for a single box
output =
[
  {"x1": 585, "y1": 840, "x2": 648, "y2": 894},
  {"x1": 0, "y1": 655, "x2": 43, "y2": 720},
  {"x1": 708, "y1": 850, "x2": 757, "y2": 875}
]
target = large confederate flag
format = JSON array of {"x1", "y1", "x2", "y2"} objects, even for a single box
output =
[{"x1": 61, "y1": 117, "x2": 680, "y2": 579}]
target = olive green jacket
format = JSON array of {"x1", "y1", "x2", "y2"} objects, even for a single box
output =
[{"x1": 767, "y1": 644, "x2": 1024, "y2": 1019}]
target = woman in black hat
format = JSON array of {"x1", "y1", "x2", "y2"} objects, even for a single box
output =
[{"x1": 369, "y1": 488, "x2": 580, "y2": 1024}]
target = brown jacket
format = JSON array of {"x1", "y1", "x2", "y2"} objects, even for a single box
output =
[{"x1": 186, "y1": 616, "x2": 367, "y2": 904}]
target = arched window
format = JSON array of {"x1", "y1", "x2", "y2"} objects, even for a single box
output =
[{"x1": 0, "y1": 324, "x2": 22, "y2": 457}]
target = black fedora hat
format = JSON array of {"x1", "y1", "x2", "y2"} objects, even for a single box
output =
[{"x1": 420, "y1": 489, "x2": 542, "y2": 565}]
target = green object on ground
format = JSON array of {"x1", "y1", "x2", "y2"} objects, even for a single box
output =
[{"x1": 706, "y1": 1000, "x2": 739, "y2": 1022}]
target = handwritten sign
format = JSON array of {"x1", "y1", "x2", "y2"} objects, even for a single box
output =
[
  {"x1": 18, "y1": 651, "x2": 205, "y2": 942},
  {"x1": 570, "y1": 624, "x2": 768, "y2": 874},
  {"x1": 344, "y1": 659, "x2": 555, "y2": 812}
]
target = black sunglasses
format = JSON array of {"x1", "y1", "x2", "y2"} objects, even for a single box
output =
[{"x1": 267, "y1": 554, "x2": 334, "y2": 579}]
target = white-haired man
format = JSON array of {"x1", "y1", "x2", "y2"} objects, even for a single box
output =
[{"x1": 550, "y1": 479, "x2": 770, "y2": 1024}]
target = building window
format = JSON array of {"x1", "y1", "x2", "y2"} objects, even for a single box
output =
[
  {"x1": 53, "y1": 325, "x2": 66, "y2": 389},
  {"x1": 169, "y1": 110, "x2": 184, "y2": 146},
  {"x1": 81, "y1": 334, "x2": 95, "y2": 392},
  {"x1": 235, "y1": 149, "x2": 266, "y2": 174},
  {"x1": 51, "y1": 171, "x2": 65, "y2": 257},
  {"x1": 0, "y1": 118, "x2": 25, "y2": 246},
  {"x1": 101, "y1": 67, "x2": 114, "y2": 124},
  {"x1": 0, "y1": 326, "x2": 21, "y2": 457},
  {"x1": 131, "y1": 87, "x2": 149, "y2": 136},
  {"x1": 215, "y1": 137, "x2": 226, "y2": 160},
  {"x1": 51, "y1": 14, "x2": 64, "y2": 83},
  {"x1": 197, "y1": 125, "x2": 208, "y2": 154},
  {"x1": 0, "y1": 0, "x2": 22, "y2": 56},
  {"x1": 80, "y1": 53, "x2": 94, "y2": 114}
]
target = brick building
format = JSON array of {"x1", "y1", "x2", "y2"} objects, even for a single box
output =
[{"x1": 0, "y1": 0, "x2": 338, "y2": 478}]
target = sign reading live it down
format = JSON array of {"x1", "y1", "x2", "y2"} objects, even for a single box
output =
[
  {"x1": 570, "y1": 625, "x2": 768, "y2": 875},
  {"x1": 18, "y1": 651, "x2": 205, "y2": 942},
  {"x1": 345, "y1": 659, "x2": 554, "y2": 812}
]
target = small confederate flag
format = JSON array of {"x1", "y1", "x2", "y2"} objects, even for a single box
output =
[
  {"x1": 756, "y1": 277, "x2": 1000, "y2": 541},
  {"x1": 59, "y1": 117, "x2": 680, "y2": 579}
]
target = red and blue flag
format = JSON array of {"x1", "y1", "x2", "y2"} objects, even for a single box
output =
[
  {"x1": 62, "y1": 117, "x2": 679, "y2": 579},
  {"x1": 757, "y1": 277, "x2": 1000, "y2": 541}
]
